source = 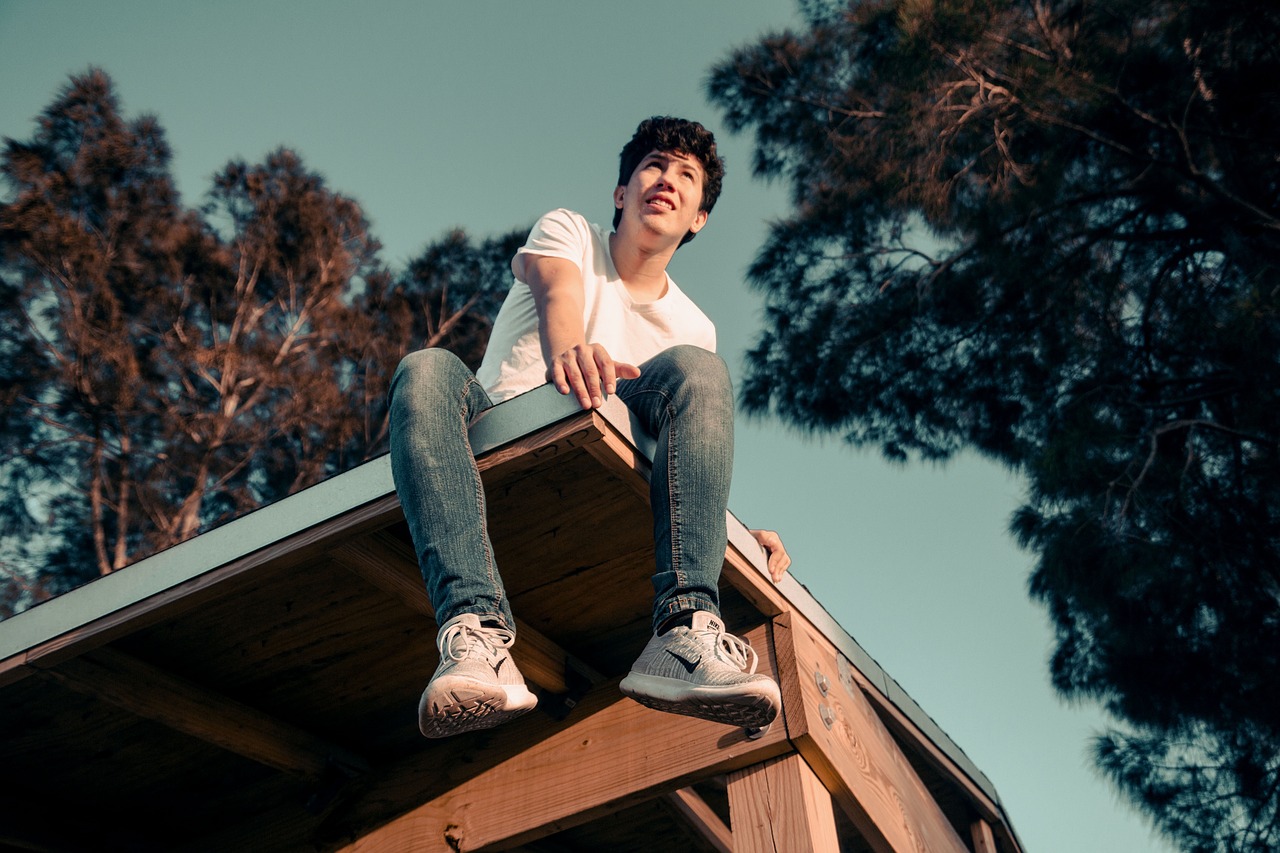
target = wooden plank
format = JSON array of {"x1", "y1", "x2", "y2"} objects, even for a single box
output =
[
  {"x1": 0, "y1": 656, "x2": 33, "y2": 689},
  {"x1": 476, "y1": 418, "x2": 603, "y2": 478},
  {"x1": 19, "y1": 494, "x2": 403, "y2": 672},
  {"x1": 582, "y1": 412, "x2": 653, "y2": 504},
  {"x1": 774, "y1": 612, "x2": 968, "y2": 853},
  {"x1": 666, "y1": 787, "x2": 733, "y2": 853},
  {"x1": 971, "y1": 818, "x2": 999, "y2": 853},
  {"x1": 840, "y1": 656, "x2": 1008, "y2": 829},
  {"x1": 8, "y1": 413, "x2": 601, "y2": 681},
  {"x1": 727, "y1": 752, "x2": 840, "y2": 853},
  {"x1": 332, "y1": 530, "x2": 603, "y2": 697},
  {"x1": 340, "y1": 625, "x2": 790, "y2": 853},
  {"x1": 32, "y1": 646, "x2": 368, "y2": 780}
]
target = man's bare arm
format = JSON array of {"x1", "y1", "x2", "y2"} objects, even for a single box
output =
[{"x1": 520, "y1": 254, "x2": 640, "y2": 409}]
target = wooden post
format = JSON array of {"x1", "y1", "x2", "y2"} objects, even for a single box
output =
[
  {"x1": 773, "y1": 612, "x2": 969, "y2": 853},
  {"x1": 728, "y1": 752, "x2": 840, "y2": 853}
]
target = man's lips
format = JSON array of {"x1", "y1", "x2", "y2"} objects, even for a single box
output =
[{"x1": 644, "y1": 195, "x2": 675, "y2": 211}]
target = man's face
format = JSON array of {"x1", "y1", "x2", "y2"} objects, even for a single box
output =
[{"x1": 613, "y1": 149, "x2": 709, "y2": 243}]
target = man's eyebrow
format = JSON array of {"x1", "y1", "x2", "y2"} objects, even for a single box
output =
[{"x1": 646, "y1": 151, "x2": 703, "y2": 172}]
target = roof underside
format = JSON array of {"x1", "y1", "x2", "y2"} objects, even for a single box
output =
[{"x1": 0, "y1": 387, "x2": 1019, "y2": 852}]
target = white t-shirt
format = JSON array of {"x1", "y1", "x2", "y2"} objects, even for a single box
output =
[{"x1": 477, "y1": 208, "x2": 717, "y2": 403}]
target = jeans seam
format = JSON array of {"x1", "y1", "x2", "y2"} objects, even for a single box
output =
[{"x1": 666, "y1": 394, "x2": 684, "y2": 604}]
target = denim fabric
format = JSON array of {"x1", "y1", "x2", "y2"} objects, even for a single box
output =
[
  {"x1": 615, "y1": 345, "x2": 732, "y2": 631},
  {"x1": 388, "y1": 349, "x2": 511, "y2": 630},
  {"x1": 387, "y1": 344, "x2": 733, "y2": 634}
]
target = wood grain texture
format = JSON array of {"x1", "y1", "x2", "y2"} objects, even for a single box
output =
[
  {"x1": 775, "y1": 613, "x2": 969, "y2": 853},
  {"x1": 728, "y1": 752, "x2": 841, "y2": 853},
  {"x1": 341, "y1": 629, "x2": 790, "y2": 853}
]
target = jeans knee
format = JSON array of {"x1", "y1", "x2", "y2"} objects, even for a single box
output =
[
  {"x1": 658, "y1": 346, "x2": 733, "y2": 413},
  {"x1": 390, "y1": 348, "x2": 469, "y2": 414}
]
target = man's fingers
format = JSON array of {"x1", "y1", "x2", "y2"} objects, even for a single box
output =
[
  {"x1": 556, "y1": 356, "x2": 592, "y2": 408},
  {"x1": 599, "y1": 355, "x2": 618, "y2": 397},
  {"x1": 750, "y1": 528, "x2": 791, "y2": 583},
  {"x1": 551, "y1": 362, "x2": 570, "y2": 396},
  {"x1": 577, "y1": 348, "x2": 604, "y2": 408},
  {"x1": 600, "y1": 357, "x2": 641, "y2": 396},
  {"x1": 553, "y1": 344, "x2": 629, "y2": 409}
]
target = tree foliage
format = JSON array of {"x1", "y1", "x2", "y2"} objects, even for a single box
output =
[
  {"x1": 0, "y1": 69, "x2": 523, "y2": 616},
  {"x1": 709, "y1": 1, "x2": 1280, "y2": 849}
]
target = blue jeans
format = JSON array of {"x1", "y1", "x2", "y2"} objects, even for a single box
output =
[{"x1": 388, "y1": 344, "x2": 733, "y2": 635}]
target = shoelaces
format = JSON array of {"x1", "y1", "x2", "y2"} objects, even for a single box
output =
[
  {"x1": 693, "y1": 624, "x2": 760, "y2": 674},
  {"x1": 439, "y1": 620, "x2": 515, "y2": 662}
]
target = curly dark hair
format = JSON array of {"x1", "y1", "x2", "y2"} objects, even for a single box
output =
[{"x1": 614, "y1": 117, "x2": 725, "y2": 246}]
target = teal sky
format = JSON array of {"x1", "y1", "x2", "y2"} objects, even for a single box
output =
[{"x1": 0, "y1": 2, "x2": 1176, "y2": 851}]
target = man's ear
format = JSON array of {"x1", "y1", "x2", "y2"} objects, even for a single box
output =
[
  {"x1": 613, "y1": 185, "x2": 625, "y2": 210},
  {"x1": 689, "y1": 208, "x2": 709, "y2": 234}
]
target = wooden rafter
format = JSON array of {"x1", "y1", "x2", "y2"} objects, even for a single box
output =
[
  {"x1": 332, "y1": 529, "x2": 604, "y2": 700},
  {"x1": 665, "y1": 787, "x2": 733, "y2": 853},
  {"x1": 32, "y1": 645, "x2": 368, "y2": 780}
]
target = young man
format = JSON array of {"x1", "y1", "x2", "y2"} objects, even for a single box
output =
[{"x1": 389, "y1": 117, "x2": 790, "y2": 739}]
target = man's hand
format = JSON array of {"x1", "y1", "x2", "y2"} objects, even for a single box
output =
[
  {"x1": 549, "y1": 342, "x2": 641, "y2": 410},
  {"x1": 749, "y1": 528, "x2": 790, "y2": 583}
]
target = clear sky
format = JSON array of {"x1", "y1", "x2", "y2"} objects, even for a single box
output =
[{"x1": 0, "y1": 2, "x2": 1177, "y2": 851}]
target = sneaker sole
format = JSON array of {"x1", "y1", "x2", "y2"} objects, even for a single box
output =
[
  {"x1": 419, "y1": 677, "x2": 536, "y2": 739},
  {"x1": 619, "y1": 672, "x2": 780, "y2": 729}
]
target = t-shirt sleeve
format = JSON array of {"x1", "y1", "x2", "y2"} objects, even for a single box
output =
[{"x1": 511, "y1": 208, "x2": 591, "y2": 279}]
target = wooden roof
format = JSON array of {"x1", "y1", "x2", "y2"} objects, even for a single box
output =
[{"x1": 0, "y1": 387, "x2": 1023, "y2": 852}]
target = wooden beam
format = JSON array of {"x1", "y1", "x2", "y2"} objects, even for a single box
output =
[
  {"x1": 32, "y1": 646, "x2": 368, "y2": 780},
  {"x1": 340, "y1": 626, "x2": 791, "y2": 853},
  {"x1": 773, "y1": 612, "x2": 969, "y2": 853},
  {"x1": 971, "y1": 818, "x2": 999, "y2": 853},
  {"x1": 0, "y1": 656, "x2": 34, "y2": 689},
  {"x1": 332, "y1": 530, "x2": 603, "y2": 698},
  {"x1": 666, "y1": 787, "x2": 733, "y2": 853},
  {"x1": 727, "y1": 752, "x2": 840, "y2": 853},
  {"x1": 839, "y1": 653, "x2": 1009, "y2": 830},
  {"x1": 722, "y1": 538, "x2": 789, "y2": 619}
]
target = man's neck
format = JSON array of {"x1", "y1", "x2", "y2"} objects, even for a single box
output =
[{"x1": 610, "y1": 229, "x2": 678, "y2": 303}]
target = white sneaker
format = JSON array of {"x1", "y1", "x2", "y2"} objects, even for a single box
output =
[
  {"x1": 619, "y1": 611, "x2": 781, "y2": 729},
  {"x1": 418, "y1": 613, "x2": 537, "y2": 738}
]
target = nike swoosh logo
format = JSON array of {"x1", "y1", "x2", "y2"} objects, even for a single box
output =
[{"x1": 666, "y1": 649, "x2": 700, "y2": 674}]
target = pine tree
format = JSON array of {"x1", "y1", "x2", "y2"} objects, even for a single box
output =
[{"x1": 708, "y1": 2, "x2": 1280, "y2": 849}]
